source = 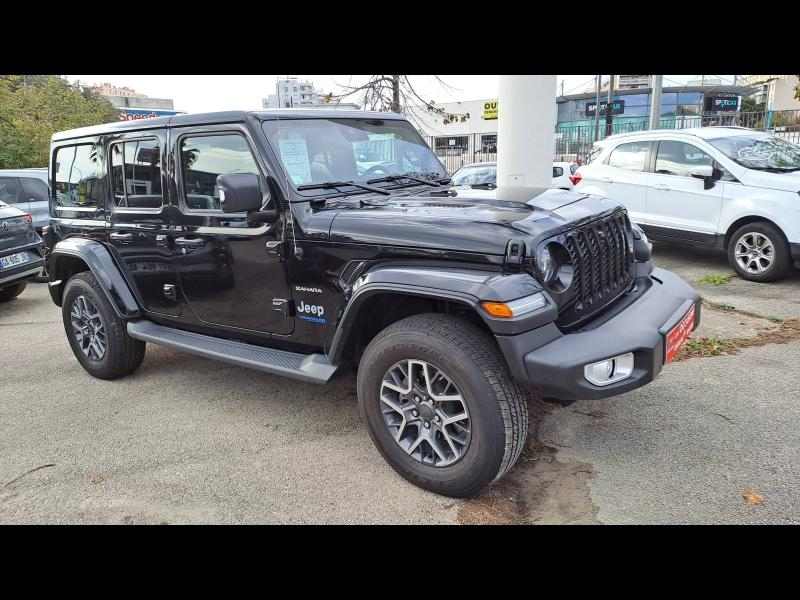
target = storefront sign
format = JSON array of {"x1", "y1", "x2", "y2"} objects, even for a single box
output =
[
  {"x1": 585, "y1": 100, "x2": 625, "y2": 117},
  {"x1": 483, "y1": 100, "x2": 498, "y2": 120},
  {"x1": 704, "y1": 94, "x2": 739, "y2": 112},
  {"x1": 117, "y1": 108, "x2": 182, "y2": 121}
]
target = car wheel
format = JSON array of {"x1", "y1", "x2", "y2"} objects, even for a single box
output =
[
  {"x1": 62, "y1": 272, "x2": 146, "y2": 379},
  {"x1": 357, "y1": 313, "x2": 528, "y2": 498},
  {"x1": 728, "y1": 222, "x2": 790, "y2": 282},
  {"x1": 0, "y1": 281, "x2": 27, "y2": 302}
]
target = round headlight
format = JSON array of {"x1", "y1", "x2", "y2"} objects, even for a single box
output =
[
  {"x1": 538, "y1": 242, "x2": 574, "y2": 292},
  {"x1": 536, "y1": 245, "x2": 555, "y2": 281}
]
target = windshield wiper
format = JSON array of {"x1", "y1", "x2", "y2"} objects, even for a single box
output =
[
  {"x1": 747, "y1": 166, "x2": 800, "y2": 173},
  {"x1": 296, "y1": 180, "x2": 391, "y2": 195},
  {"x1": 366, "y1": 174, "x2": 448, "y2": 187}
]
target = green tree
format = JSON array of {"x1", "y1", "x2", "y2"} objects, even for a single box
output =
[
  {"x1": 0, "y1": 75, "x2": 117, "y2": 168},
  {"x1": 741, "y1": 95, "x2": 765, "y2": 113}
]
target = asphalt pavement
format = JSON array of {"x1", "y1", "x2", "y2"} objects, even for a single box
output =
[{"x1": 1, "y1": 242, "x2": 798, "y2": 524}]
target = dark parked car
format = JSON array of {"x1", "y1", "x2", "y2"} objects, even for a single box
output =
[
  {"x1": 0, "y1": 200, "x2": 44, "y2": 302},
  {"x1": 45, "y1": 110, "x2": 699, "y2": 497}
]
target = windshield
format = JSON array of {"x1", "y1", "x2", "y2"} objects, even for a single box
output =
[
  {"x1": 451, "y1": 164, "x2": 497, "y2": 186},
  {"x1": 262, "y1": 117, "x2": 447, "y2": 190},
  {"x1": 708, "y1": 134, "x2": 800, "y2": 171}
]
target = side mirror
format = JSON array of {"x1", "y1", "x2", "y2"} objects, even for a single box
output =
[
  {"x1": 690, "y1": 165, "x2": 717, "y2": 190},
  {"x1": 217, "y1": 173, "x2": 265, "y2": 214},
  {"x1": 689, "y1": 165, "x2": 714, "y2": 179}
]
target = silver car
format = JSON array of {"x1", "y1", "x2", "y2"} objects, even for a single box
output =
[{"x1": 0, "y1": 168, "x2": 50, "y2": 233}]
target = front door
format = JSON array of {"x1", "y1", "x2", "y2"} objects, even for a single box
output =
[
  {"x1": 645, "y1": 140, "x2": 723, "y2": 241},
  {"x1": 171, "y1": 126, "x2": 293, "y2": 335},
  {"x1": 106, "y1": 131, "x2": 180, "y2": 316}
]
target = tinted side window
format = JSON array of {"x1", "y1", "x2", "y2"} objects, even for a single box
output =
[
  {"x1": 553, "y1": 166, "x2": 564, "y2": 178},
  {"x1": 110, "y1": 139, "x2": 163, "y2": 209},
  {"x1": 0, "y1": 177, "x2": 21, "y2": 204},
  {"x1": 20, "y1": 177, "x2": 50, "y2": 203},
  {"x1": 54, "y1": 144, "x2": 102, "y2": 208},
  {"x1": 608, "y1": 141, "x2": 651, "y2": 172},
  {"x1": 655, "y1": 141, "x2": 713, "y2": 177},
  {"x1": 180, "y1": 134, "x2": 261, "y2": 212}
]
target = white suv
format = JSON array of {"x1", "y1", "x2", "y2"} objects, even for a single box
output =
[{"x1": 575, "y1": 127, "x2": 800, "y2": 282}]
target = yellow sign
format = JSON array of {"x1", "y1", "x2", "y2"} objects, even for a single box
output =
[{"x1": 483, "y1": 100, "x2": 498, "y2": 120}]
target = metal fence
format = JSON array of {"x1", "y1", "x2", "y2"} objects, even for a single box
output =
[{"x1": 424, "y1": 110, "x2": 800, "y2": 174}]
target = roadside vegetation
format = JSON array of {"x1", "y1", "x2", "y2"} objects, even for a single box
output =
[{"x1": 696, "y1": 273, "x2": 732, "y2": 286}]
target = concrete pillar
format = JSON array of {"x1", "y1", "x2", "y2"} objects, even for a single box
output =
[{"x1": 497, "y1": 75, "x2": 557, "y2": 189}]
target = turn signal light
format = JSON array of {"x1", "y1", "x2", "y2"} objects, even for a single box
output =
[{"x1": 481, "y1": 302, "x2": 514, "y2": 318}]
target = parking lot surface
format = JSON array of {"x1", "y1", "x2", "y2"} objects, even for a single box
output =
[{"x1": 1, "y1": 242, "x2": 799, "y2": 524}]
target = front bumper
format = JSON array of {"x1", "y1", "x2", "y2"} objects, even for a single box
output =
[{"x1": 497, "y1": 267, "x2": 700, "y2": 401}]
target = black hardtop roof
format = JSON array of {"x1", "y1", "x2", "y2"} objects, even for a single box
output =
[{"x1": 51, "y1": 109, "x2": 408, "y2": 142}]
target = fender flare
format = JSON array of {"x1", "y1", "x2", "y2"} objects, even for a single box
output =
[
  {"x1": 326, "y1": 264, "x2": 556, "y2": 363},
  {"x1": 48, "y1": 238, "x2": 141, "y2": 319}
]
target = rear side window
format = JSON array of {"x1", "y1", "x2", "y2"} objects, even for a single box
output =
[
  {"x1": 553, "y1": 166, "x2": 564, "y2": 178},
  {"x1": 0, "y1": 177, "x2": 21, "y2": 204},
  {"x1": 180, "y1": 133, "x2": 262, "y2": 212},
  {"x1": 54, "y1": 144, "x2": 102, "y2": 209},
  {"x1": 569, "y1": 163, "x2": 579, "y2": 175},
  {"x1": 110, "y1": 139, "x2": 163, "y2": 209},
  {"x1": 607, "y1": 141, "x2": 651, "y2": 172},
  {"x1": 20, "y1": 177, "x2": 50, "y2": 203},
  {"x1": 586, "y1": 144, "x2": 604, "y2": 164}
]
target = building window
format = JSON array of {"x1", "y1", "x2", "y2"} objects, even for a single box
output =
[{"x1": 481, "y1": 134, "x2": 497, "y2": 153}]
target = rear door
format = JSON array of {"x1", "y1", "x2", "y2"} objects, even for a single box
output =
[
  {"x1": 106, "y1": 130, "x2": 180, "y2": 316},
  {"x1": 595, "y1": 140, "x2": 653, "y2": 223},
  {"x1": 644, "y1": 140, "x2": 723, "y2": 242},
  {"x1": 171, "y1": 125, "x2": 293, "y2": 335}
]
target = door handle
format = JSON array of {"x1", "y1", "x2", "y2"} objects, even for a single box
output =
[
  {"x1": 175, "y1": 237, "x2": 205, "y2": 248},
  {"x1": 651, "y1": 184, "x2": 670, "y2": 191},
  {"x1": 600, "y1": 176, "x2": 613, "y2": 183},
  {"x1": 110, "y1": 232, "x2": 134, "y2": 244}
]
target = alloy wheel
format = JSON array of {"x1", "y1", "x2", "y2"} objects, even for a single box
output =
[
  {"x1": 379, "y1": 359, "x2": 471, "y2": 467},
  {"x1": 70, "y1": 295, "x2": 107, "y2": 362},
  {"x1": 735, "y1": 232, "x2": 775, "y2": 275}
]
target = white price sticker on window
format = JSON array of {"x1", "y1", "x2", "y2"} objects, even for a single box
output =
[{"x1": 279, "y1": 138, "x2": 313, "y2": 185}]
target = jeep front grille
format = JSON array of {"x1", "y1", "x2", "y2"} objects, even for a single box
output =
[{"x1": 559, "y1": 211, "x2": 634, "y2": 326}]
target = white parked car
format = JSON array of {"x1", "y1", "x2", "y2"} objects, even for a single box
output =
[
  {"x1": 575, "y1": 127, "x2": 800, "y2": 282},
  {"x1": 449, "y1": 161, "x2": 581, "y2": 190}
]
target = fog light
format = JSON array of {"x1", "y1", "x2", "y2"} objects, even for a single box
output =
[{"x1": 583, "y1": 352, "x2": 634, "y2": 387}]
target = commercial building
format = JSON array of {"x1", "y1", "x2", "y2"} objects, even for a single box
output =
[
  {"x1": 262, "y1": 77, "x2": 361, "y2": 110},
  {"x1": 739, "y1": 75, "x2": 800, "y2": 111},
  {"x1": 91, "y1": 83, "x2": 184, "y2": 121}
]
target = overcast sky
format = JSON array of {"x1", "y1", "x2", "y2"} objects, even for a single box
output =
[{"x1": 65, "y1": 75, "x2": 739, "y2": 114}]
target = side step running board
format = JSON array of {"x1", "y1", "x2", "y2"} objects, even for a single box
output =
[{"x1": 127, "y1": 320, "x2": 338, "y2": 384}]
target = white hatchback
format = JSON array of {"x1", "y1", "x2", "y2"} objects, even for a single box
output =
[{"x1": 575, "y1": 127, "x2": 800, "y2": 281}]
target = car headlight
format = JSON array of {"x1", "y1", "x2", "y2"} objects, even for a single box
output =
[
  {"x1": 537, "y1": 242, "x2": 574, "y2": 292},
  {"x1": 536, "y1": 245, "x2": 555, "y2": 282}
]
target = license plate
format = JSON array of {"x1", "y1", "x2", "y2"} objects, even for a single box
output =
[
  {"x1": 665, "y1": 304, "x2": 696, "y2": 364},
  {"x1": 0, "y1": 252, "x2": 29, "y2": 270}
]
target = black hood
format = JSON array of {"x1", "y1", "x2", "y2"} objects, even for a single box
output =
[{"x1": 325, "y1": 187, "x2": 624, "y2": 256}]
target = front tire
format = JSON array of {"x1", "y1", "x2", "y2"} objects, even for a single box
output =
[
  {"x1": 0, "y1": 281, "x2": 27, "y2": 302},
  {"x1": 357, "y1": 313, "x2": 528, "y2": 498},
  {"x1": 728, "y1": 222, "x2": 790, "y2": 282},
  {"x1": 62, "y1": 272, "x2": 146, "y2": 379}
]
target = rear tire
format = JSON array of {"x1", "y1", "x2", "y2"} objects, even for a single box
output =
[
  {"x1": 357, "y1": 313, "x2": 528, "y2": 498},
  {"x1": 62, "y1": 272, "x2": 146, "y2": 379},
  {"x1": 0, "y1": 281, "x2": 27, "y2": 302},
  {"x1": 727, "y1": 222, "x2": 790, "y2": 282}
]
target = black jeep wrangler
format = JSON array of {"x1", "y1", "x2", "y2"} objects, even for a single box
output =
[{"x1": 45, "y1": 110, "x2": 700, "y2": 497}]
